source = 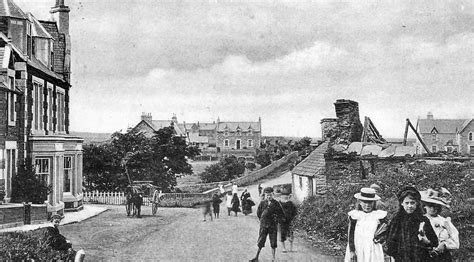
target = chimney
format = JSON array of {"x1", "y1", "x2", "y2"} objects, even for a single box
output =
[
  {"x1": 50, "y1": 0, "x2": 71, "y2": 81},
  {"x1": 427, "y1": 112, "x2": 433, "y2": 120},
  {"x1": 333, "y1": 99, "x2": 363, "y2": 144},
  {"x1": 141, "y1": 112, "x2": 152, "y2": 122},
  {"x1": 320, "y1": 118, "x2": 338, "y2": 142},
  {"x1": 172, "y1": 114, "x2": 178, "y2": 123}
]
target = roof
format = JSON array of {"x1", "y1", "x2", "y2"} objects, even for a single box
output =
[
  {"x1": 28, "y1": 56, "x2": 66, "y2": 82},
  {"x1": 28, "y1": 13, "x2": 53, "y2": 39},
  {"x1": 188, "y1": 133, "x2": 209, "y2": 143},
  {"x1": 217, "y1": 122, "x2": 260, "y2": 132},
  {"x1": 197, "y1": 123, "x2": 216, "y2": 131},
  {"x1": 146, "y1": 120, "x2": 185, "y2": 137},
  {"x1": 417, "y1": 119, "x2": 467, "y2": 134},
  {"x1": 459, "y1": 119, "x2": 473, "y2": 133},
  {"x1": 292, "y1": 142, "x2": 328, "y2": 177},
  {"x1": 0, "y1": 0, "x2": 27, "y2": 19}
]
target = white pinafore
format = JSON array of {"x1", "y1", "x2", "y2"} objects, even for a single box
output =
[{"x1": 344, "y1": 209, "x2": 387, "y2": 262}]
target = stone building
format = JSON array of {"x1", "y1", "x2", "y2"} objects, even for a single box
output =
[
  {"x1": 132, "y1": 113, "x2": 262, "y2": 159},
  {"x1": 215, "y1": 117, "x2": 261, "y2": 159},
  {"x1": 416, "y1": 112, "x2": 473, "y2": 155},
  {"x1": 0, "y1": 0, "x2": 83, "y2": 215}
]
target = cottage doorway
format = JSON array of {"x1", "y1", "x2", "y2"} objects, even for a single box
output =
[{"x1": 236, "y1": 140, "x2": 241, "y2": 149}]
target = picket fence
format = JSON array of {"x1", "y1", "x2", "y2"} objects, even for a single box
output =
[{"x1": 83, "y1": 191, "x2": 211, "y2": 206}]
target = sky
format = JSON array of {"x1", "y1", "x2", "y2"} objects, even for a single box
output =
[{"x1": 16, "y1": 0, "x2": 473, "y2": 138}]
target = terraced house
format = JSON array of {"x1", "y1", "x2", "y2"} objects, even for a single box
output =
[{"x1": 0, "y1": 0, "x2": 83, "y2": 215}]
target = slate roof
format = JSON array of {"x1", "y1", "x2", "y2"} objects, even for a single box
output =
[
  {"x1": 188, "y1": 133, "x2": 209, "y2": 143},
  {"x1": 292, "y1": 142, "x2": 328, "y2": 177},
  {"x1": 197, "y1": 123, "x2": 217, "y2": 131},
  {"x1": 146, "y1": 120, "x2": 185, "y2": 136},
  {"x1": 0, "y1": 0, "x2": 27, "y2": 19},
  {"x1": 28, "y1": 13, "x2": 53, "y2": 39},
  {"x1": 417, "y1": 119, "x2": 467, "y2": 134},
  {"x1": 217, "y1": 122, "x2": 260, "y2": 132},
  {"x1": 459, "y1": 119, "x2": 473, "y2": 133}
]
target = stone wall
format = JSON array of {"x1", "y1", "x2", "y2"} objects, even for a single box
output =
[
  {"x1": 0, "y1": 203, "x2": 48, "y2": 229},
  {"x1": 333, "y1": 99, "x2": 363, "y2": 144}
]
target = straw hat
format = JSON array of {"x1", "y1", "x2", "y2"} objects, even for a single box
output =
[
  {"x1": 354, "y1": 187, "x2": 380, "y2": 201},
  {"x1": 420, "y1": 188, "x2": 451, "y2": 208}
]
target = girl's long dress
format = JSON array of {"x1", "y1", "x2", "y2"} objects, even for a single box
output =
[{"x1": 344, "y1": 210, "x2": 387, "y2": 262}]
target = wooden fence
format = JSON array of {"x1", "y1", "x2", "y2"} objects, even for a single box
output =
[{"x1": 83, "y1": 191, "x2": 213, "y2": 207}]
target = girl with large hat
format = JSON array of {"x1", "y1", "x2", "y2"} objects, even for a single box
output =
[
  {"x1": 344, "y1": 187, "x2": 388, "y2": 262},
  {"x1": 421, "y1": 188, "x2": 459, "y2": 262}
]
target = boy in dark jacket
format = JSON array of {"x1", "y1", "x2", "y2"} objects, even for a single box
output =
[{"x1": 250, "y1": 187, "x2": 285, "y2": 262}]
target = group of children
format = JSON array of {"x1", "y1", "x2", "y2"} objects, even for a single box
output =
[{"x1": 345, "y1": 185, "x2": 459, "y2": 262}]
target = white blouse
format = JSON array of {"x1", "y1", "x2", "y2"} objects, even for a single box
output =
[{"x1": 426, "y1": 215, "x2": 460, "y2": 250}]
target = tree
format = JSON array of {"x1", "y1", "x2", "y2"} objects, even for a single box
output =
[
  {"x1": 11, "y1": 158, "x2": 51, "y2": 204},
  {"x1": 199, "y1": 163, "x2": 229, "y2": 183},
  {"x1": 256, "y1": 150, "x2": 272, "y2": 167},
  {"x1": 83, "y1": 127, "x2": 200, "y2": 192},
  {"x1": 199, "y1": 156, "x2": 245, "y2": 183}
]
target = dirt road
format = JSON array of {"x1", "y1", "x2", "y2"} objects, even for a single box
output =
[{"x1": 62, "y1": 172, "x2": 340, "y2": 261}]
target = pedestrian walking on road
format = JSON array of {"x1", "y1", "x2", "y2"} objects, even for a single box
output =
[
  {"x1": 242, "y1": 189, "x2": 255, "y2": 215},
  {"x1": 250, "y1": 186, "x2": 285, "y2": 262},
  {"x1": 421, "y1": 188, "x2": 459, "y2": 261},
  {"x1": 200, "y1": 199, "x2": 213, "y2": 222},
  {"x1": 344, "y1": 187, "x2": 387, "y2": 262},
  {"x1": 258, "y1": 184, "x2": 263, "y2": 196},
  {"x1": 386, "y1": 186, "x2": 438, "y2": 262},
  {"x1": 135, "y1": 192, "x2": 143, "y2": 218},
  {"x1": 212, "y1": 193, "x2": 223, "y2": 219},
  {"x1": 278, "y1": 194, "x2": 297, "y2": 253},
  {"x1": 226, "y1": 191, "x2": 233, "y2": 216},
  {"x1": 231, "y1": 193, "x2": 241, "y2": 216}
]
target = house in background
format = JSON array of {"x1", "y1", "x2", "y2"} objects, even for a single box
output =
[
  {"x1": 132, "y1": 113, "x2": 262, "y2": 160},
  {"x1": 131, "y1": 113, "x2": 186, "y2": 138},
  {"x1": 0, "y1": 0, "x2": 83, "y2": 215},
  {"x1": 416, "y1": 112, "x2": 474, "y2": 155}
]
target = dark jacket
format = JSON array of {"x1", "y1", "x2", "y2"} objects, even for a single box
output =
[
  {"x1": 279, "y1": 200, "x2": 297, "y2": 225},
  {"x1": 257, "y1": 199, "x2": 285, "y2": 229},
  {"x1": 387, "y1": 209, "x2": 438, "y2": 262}
]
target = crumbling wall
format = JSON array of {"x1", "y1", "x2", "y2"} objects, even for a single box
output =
[{"x1": 333, "y1": 99, "x2": 363, "y2": 144}]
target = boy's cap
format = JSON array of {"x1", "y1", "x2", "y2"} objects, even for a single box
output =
[{"x1": 263, "y1": 187, "x2": 274, "y2": 193}]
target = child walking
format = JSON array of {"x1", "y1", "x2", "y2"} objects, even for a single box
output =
[
  {"x1": 421, "y1": 188, "x2": 459, "y2": 262},
  {"x1": 344, "y1": 187, "x2": 388, "y2": 262},
  {"x1": 387, "y1": 186, "x2": 438, "y2": 262}
]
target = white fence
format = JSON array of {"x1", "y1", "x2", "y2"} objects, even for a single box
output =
[{"x1": 83, "y1": 191, "x2": 153, "y2": 206}]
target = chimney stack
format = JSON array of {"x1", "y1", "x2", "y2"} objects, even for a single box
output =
[
  {"x1": 50, "y1": 0, "x2": 71, "y2": 81},
  {"x1": 333, "y1": 99, "x2": 363, "y2": 144},
  {"x1": 141, "y1": 112, "x2": 152, "y2": 122},
  {"x1": 427, "y1": 112, "x2": 433, "y2": 120}
]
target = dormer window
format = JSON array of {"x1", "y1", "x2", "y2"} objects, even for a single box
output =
[
  {"x1": 224, "y1": 127, "x2": 229, "y2": 137},
  {"x1": 431, "y1": 128, "x2": 438, "y2": 142},
  {"x1": 248, "y1": 127, "x2": 253, "y2": 136},
  {"x1": 236, "y1": 128, "x2": 241, "y2": 136}
]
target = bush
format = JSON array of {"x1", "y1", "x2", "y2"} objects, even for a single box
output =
[
  {"x1": 293, "y1": 160, "x2": 473, "y2": 260},
  {"x1": 256, "y1": 150, "x2": 272, "y2": 167},
  {"x1": 0, "y1": 231, "x2": 70, "y2": 261},
  {"x1": 11, "y1": 158, "x2": 51, "y2": 204},
  {"x1": 199, "y1": 156, "x2": 245, "y2": 183},
  {"x1": 245, "y1": 162, "x2": 256, "y2": 171}
]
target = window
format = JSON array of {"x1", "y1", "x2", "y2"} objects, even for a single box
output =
[
  {"x1": 35, "y1": 158, "x2": 50, "y2": 183},
  {"x1": 236, "y1": 129, "x2": 241, "y2": 136},
  {"x1": 299, "y1": 176, "x2": 303, "y2": 189},
  {"x1": 64, "y1": 156, "x2": 72, "y2": 193},
  {"x1": 431, "y1": 133, "x2": 437, "y2": 142},
  {"x1": 56, "y1": 90, "x2": 65, "y2": 132},
  {"x1": 432, "y1": 145, "x2": 437, "y2": 153},
  {"x1": 248, "y1": 128, "x2": 253, "y2": 136},
  {"x1": 469, "y1": 132, "x2": 473, "y2": 141},
  {"x1": 248, "y1": 139, "x2": 253, "y2": 147},
  {"x1": 48, "y1": 86, "x2": 53, "y2": 131},
  {"x1": 33, "y1": 82, "x2": 44, "y2": 131},
  {"x1": 224, "y1": 129, "x2": 229, "y2": 137},
  {"x1": 7, "y1": 77, "x2": 16, "y2": 126},
  {"x1": 446, "y1": 147, "x2": 452, "y2": 153},
  {"x1": 224, "y1": 139, "x2": 229, "y2": 147}
]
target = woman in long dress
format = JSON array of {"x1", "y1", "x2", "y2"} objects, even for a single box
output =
[
  {"x1": 230, "y1": 193, "x2": 240, "y2": 216},
  {"x1": 345, "y1": 187, "x2": 388, "y2": 262}
]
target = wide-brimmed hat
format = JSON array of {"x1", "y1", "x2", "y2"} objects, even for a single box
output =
[
  {"x1": 420, "y1": 188, "x2": 451, "y2": 208},
  {"x1": 354, "y1": 187, "x2": 380, "y2": 201}
]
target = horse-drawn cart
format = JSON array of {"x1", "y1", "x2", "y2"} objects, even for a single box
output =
[{"x1": 125, "y1": 181, "x2": 163, "y2": 216}]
